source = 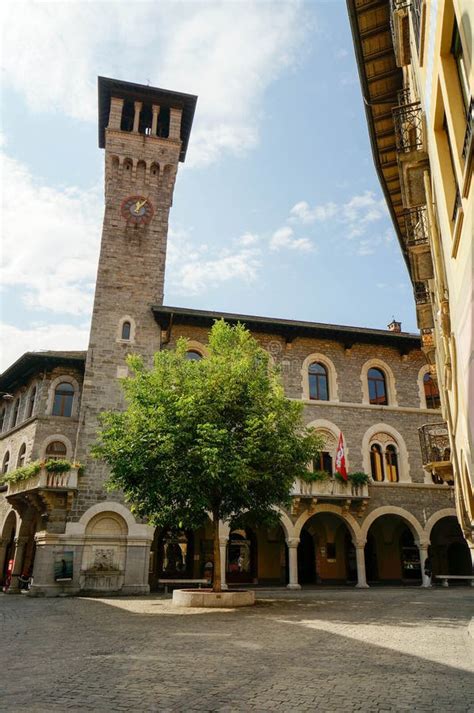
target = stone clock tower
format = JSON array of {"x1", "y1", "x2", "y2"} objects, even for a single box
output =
[{"x1": 74, "y1": 78, "x2": 197, "y2": 515}]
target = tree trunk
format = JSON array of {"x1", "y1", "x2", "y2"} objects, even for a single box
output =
[{"x1": 212, "y1": 513, "x2": 221, "y2": 592}]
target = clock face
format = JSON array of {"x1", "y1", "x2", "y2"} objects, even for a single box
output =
[{"x1": 121, "y1": 195, "x2": 154, "y2": 225}]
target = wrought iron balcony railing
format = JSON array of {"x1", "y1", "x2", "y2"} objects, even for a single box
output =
[
  {"x1": 404, "y1": 206, "x2": 429, "y2": 247},
  {"x1": 393, "y1": 101, "x2": 424, "y2": 153},
  {"x1": 419, "y1": 423, "x2": 451, "y2": 466},
  {"x1": 397, "y1": 87, "x2": 412, "y2": 107},
  {"x1": 418, "y1": 423, "x2": 453, "y2": 484},
  {"x1": 414, "y1": 282, "x2": 430, "y2": 305}
]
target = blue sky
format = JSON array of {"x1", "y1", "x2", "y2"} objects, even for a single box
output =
[{"x1": 0, "y1": 1, "x2": 416, "y2": 371}]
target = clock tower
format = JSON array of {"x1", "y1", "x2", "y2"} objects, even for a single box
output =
[{"x1": 74, "y1": 78, "x2": 197, "y2": 512}]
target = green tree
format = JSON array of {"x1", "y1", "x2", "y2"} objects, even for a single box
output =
[{"x1": 93, "y1": 320, "x2": 323, "y2": 592}]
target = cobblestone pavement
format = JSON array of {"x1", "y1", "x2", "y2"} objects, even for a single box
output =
[{"x1": 1, "y1": 587, "x2": 473, "y2": 712}]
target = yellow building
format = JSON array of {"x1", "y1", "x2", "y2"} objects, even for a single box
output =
[{"x1": 348, "y1": 0, "x2": 473, "y2": 553}]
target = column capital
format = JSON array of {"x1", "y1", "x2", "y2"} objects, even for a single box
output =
[
  {"x1": 134, "y1": 100, "x2": 143, "y2": 110},
  {"x1": 286, "y1": 537, "x2": 300, "y2": 548},
  {"x1": 219, "y1": 537, "x2": 228, "y2": 547},
  {"x1": 354, "y1": 541, "x2": 366, "y2": 549},
  {"x1": 417, "y1": 541, "x2": 430, "y2": 550}
]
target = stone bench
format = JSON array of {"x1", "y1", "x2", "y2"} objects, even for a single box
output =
[
  {"x1": 435, "y1": 575, "x2": 474, "y2": 587},
  {"x1": 158, "y1": 578, "x2": 209, "y2": 594}
]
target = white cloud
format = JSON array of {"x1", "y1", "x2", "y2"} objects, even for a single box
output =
[
  {"x1": 0, "y1": 322, "x2": 89, "y2": 372},
  {"x1": 167, "y1": 227, "x2": 261, "y2": 295},
  {"x1": 290, "y1": 191, "x2": 389, "y2": 254},
  {"x1": 2, "y1": 2, "x2": 309, "y2": 168},
  {"x1": 1, "y1": 151, "x2": 102, "y2": 316},
  {"x1": 237, "y1": 232, "x2": 260, "y2": 247},
  {"x1": 269, "y1": 226, "x2": 313, "y2": 252},
  {"x1": 290, "y1": 200, "x2": 338, "y2": 224}
]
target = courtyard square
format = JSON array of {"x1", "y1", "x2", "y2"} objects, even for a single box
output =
[{"x1": 1, "y1": 587, "x2": 473, "y2": 712}]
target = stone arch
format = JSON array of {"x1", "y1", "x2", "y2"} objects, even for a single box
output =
[
  {"x1": 184, "y1": 339, "x2": 209, "y2": 358},
  {"x1": 301, "y1": 352, "x2": 339, "y2": 402},
  {"x1": 136, "y1": 160, "x2": 146, "y2": 184},
  {"x1": 46, "y1": 374, "x2": 81, "y2": 418},
  {"x1": 423, "y1": 508, "x2": 458, "y2": 541},
  {"x1": 360, "y1": 506, "x2": 426, "y2": 545},
  {"x1": 294, "y1": 503, "x2": 362, "y2": 544},
  {"x1": 417, "y1": 364, "x2": 431, "y2": 409},
  {"x1": 306, "y1": 418, "x2": 348, "y2": 472},
  {"x1": 122, "y1": 157, "x2": 133, "y2": 180},
  {"x1": 1, "y1": 507, "x2": 20, "y2": 536},
  {"x1": 149, "y1": 161, "x2": 160, "y2": 185},
  {"x1": 110, "y1": 155, "x2": 120, "y2": 179},
  {"x1": 85, "y1": 511, "x2": 128, "y2": 538},
  {"x1": 117, "y1": 315, "x2": 136, "y2": 344},
  {"x1": 361, "y1": 422, "x2": 410, "y2": 483},
  {"x1": 78, "y1": 501, "x2": 136, "y2": 533},
  {"x1": 274, "y1": 507, "x2": 296, "y2": 539},
  {"x1": 40, "y1": 434, "x2": 73, "y2": 460},
  {"x1": 0, "y1": 509, "x2": 19, "y2": 585},
  {"x1": 360, "y1": 357, "x2": 398, "y2": 406},
  {"x1": 25, "y1": 381, "x2": 38, "y2": 420}
]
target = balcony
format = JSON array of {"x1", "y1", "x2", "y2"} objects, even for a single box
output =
[
  {"x1": 393, "y1": 100, "x2": 429, "y2": 208},
  {"x1": 405, "y1": 207, "x2": 434, "y2": 281},
  {"x1": 6, "y1": 466, "x2": 79, "y2": 521},
  {"x1": 291, "y1": 477, "x2": 369, "y2": 515},
  {"x1": 390, "y1": 0, "x2": 411, "y2": 67},
  {"x1": 420, "y1": 328, "x2": 436, "y2": 363},
  {"x1": 414, "y1": 282, "x2": 433, "y2": 329},
  {"x1": 418, "y1": 423, "x2": 454, "y2": 484}
]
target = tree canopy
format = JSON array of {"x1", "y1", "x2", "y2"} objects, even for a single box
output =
[{"x1": 93, "y1": 320, "x2": 322, "y2": 590}]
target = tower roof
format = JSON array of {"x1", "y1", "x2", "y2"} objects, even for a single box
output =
[{"x1": 98, "y1": 76, "x2": 198, "y2": 162}]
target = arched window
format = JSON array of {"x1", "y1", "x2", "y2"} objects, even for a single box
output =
[
  {"x1": 313, "y1": 451, "x2": 333, "y2": 474},
  {"x1": 368, "y1": 368, "x2": 388, "y2": 405},
  {"x1": 0, "y1": 409, "x2": 5, "y2": 432},
  {"x1": 423, "y1": 372, "x2": 440, "y2": 409},
  {"x1": 45, "y1": 441, "x2": 67, "y2": 461},
  {"x1": 2, "y1": 451, "x2": 10, "y2": 474},
  {"x1": 17, "y1": 443, "x2": 27, "y2": 468},
  {"x1": 121, "y1": 321, "x2": 131, "y2": 340},
  {"x1": 52, "y1": 383, "x2": 74, "y2": 417},
  {"x1": 370, "y1": 444, "x2": 384, "y2": 481},
  {"x1": 11, "y1": 399, "x2": 20, "y2": 428},
  {"x1": 385, "y1": 444, "x2": 399, "y2": 482},
  {"x1": 185, "y1": 350, "x2": 202, "y2": 361},
  {"x1": 308, "y1": 362, "x2": 329, "y2": 401},
  {"x1": 27, "y1": 385, "x2": 37, "y2": 419}
]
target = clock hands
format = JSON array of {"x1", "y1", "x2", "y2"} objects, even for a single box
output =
[{"x1": 133, "y1": 198, "x2": 148, "y2": 214}]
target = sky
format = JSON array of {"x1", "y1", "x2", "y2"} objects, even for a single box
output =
[{"x1": 0, "y1": 0, "x2": 417, "y2": 372}]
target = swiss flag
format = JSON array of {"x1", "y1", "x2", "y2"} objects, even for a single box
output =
[{"x1": 335, "y1": 432, "x2": 348, "y2": 481}]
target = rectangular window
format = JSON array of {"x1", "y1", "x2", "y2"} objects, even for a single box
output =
[{"x1": 451, "y1": 19, "x2": 470, "y2": 112}]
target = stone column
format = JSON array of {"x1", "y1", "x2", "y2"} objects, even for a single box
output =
[
  {"x1": 7, "y1": 536, "x2": 27, "y2": 593},
  {"x1": 286, "y1": 537, "x2": 301, "y2": 590},
  {"x1": 418, "y1": 543, "x2": 431, "y2": 587},
  {"x1": 219, "y1": 537, "x2": 228, "y2": 591},
  {"x1": 355, "y1": 543, "x2": 369, "y2": 588},
  {"x1": 108, "y1": 97, "x2": 124, "y2": 130},
  {"x1": 133, "y1": 101, "x2": 142, "y2": 133},
  {"x1": 169, "y1": 107, "x2": 182, "y2": 141},
  {"x1": 151, "y1": 105, "x2": 160, "y2": 135}
]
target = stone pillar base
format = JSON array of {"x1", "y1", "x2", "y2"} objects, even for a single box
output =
[
  {"x1": 286, "y1": 583, "x2": 301, "y2": 590},
  {"x1": 355, "y1": 583, "x2": 370, "y2": 589}
]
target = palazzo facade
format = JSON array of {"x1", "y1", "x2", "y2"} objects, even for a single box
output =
[{"x1": 0, "y1": 77, "x2": 471, "y2": 596}]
